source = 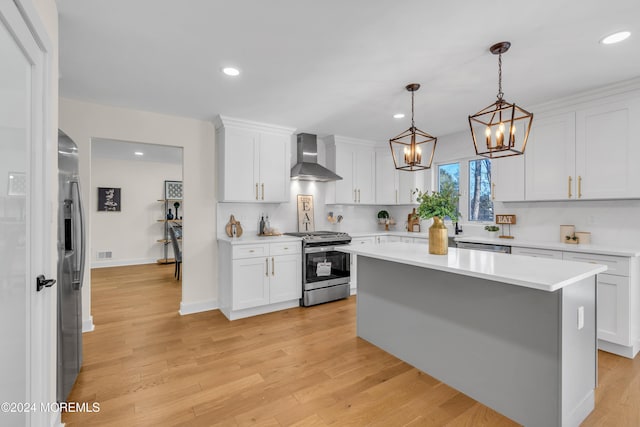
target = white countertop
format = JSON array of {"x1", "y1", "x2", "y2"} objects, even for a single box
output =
[
  {"x1": 454, "y1": 235, "x2": 640, "y2": 257},
  {"x1": 217, "y1": 234, "x2": 302, "y2": 245},
  {"x1": 339, "y1": 242, "x2": 607, "y2": 292}
]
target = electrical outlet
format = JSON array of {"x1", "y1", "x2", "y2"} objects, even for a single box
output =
[{"x1": 577, "y1": 306, "x2": 584, "y2": 330}]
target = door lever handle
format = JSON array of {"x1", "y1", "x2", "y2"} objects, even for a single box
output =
[{"x1": 36, "y1": 275, "x2": 56, "y2": 292}]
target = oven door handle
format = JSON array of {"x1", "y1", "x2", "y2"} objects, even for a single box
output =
[{"x1": 304, "y1": 246, "x2": 340, "y2": 253}]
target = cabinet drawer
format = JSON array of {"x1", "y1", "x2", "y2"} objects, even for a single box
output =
[
  {"x1": 233, "y1": 244, "x2": 269, "y2": 259},
  {"x1": 512, "y1": 247, "x2": 563, "y2": 259},
  {"x1": 562, "y1": 252, "x2": 629, "y2": 277},
  {"x1": 351, "y1": 237, "x2": 376, "y2": 246},
  {"x1": 270, "y1": 241, "x2": 301, "y2": 256}
]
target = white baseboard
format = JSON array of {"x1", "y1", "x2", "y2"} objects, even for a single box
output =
[
  {"x1": 564, "y1": 390, "x2": 594, "y2": 427},
  {"x1": 82, "y1": 316, "x2": 95, "y2": 333},
  {"x1": 179, "y1": 299, "x2": 218, "y2": 315},
  {"x1": 598, "y1": 339, "x2": 639, "y2": 359},
  {"x1": 91, "y1": 258, "x2": 157, "y2": 268},
  {"x1": 220, "y1": 299, "x2": 300, "y2": 321}
]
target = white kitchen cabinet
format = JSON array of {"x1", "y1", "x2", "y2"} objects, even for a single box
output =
[
  {"x1": 525, "y1": 112, "x2": 576, "y2": 201},
  {"x1": 327, "y1": 137, "x2": 375, "y2": 204},
  {"x1": 575, "y1": 98, "x2": 640, "y2": 199},
  {"x1": 215, "y1": 116, "x2": 294, "y2": 203},
  {"x1": 232, "y1": 257, "x2": 270, "y2": 310},
  {"x1": 376, "y1": 235, "x2": 402, "y2": 244},
  {"x1": 375, "y1": 151, "x2": 425, "y2": 204},
  {"x1": 525, "y1": 94, "x2": 640, "y2": 201},
  {"x1": 491, "y1": 155, "x2": 525, "y2": 202},
  {"x1": 561, "y1": 251, "x2": 637, "y2": 354},
  {"x1": 218, "y1": 239, "x2": 301, "y2": 320},
  {"x1": 511, "y1": 246, "x2": 562, "y2": 259}
]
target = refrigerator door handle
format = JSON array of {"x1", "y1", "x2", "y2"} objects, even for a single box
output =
[{"x1": 71, "y1": 180, "x2": 85, "y2": 290}]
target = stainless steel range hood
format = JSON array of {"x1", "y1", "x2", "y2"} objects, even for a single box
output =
[{"x1": 290, "y1": 133, "x2": 342, "y2": 182}]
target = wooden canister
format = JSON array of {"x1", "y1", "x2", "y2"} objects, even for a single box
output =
[{"x1": 560, "y1": 225, "x2": 575, "y2": 242}]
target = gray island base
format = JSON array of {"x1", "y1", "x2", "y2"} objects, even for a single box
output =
[{"x1": 354, "y1": 252, "x2": 600, "y2": 427}]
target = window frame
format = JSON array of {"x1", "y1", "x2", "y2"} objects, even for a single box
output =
[{"x1": 434, "y1": 157, "x2": 495, "y2": 225}]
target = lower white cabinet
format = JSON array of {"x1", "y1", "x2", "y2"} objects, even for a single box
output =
[
  {"x1": 511, "y1": 246, "x2": 563, "y2": 259},
  {"x1": 514, "y1": 244, "x2": 639, "y2": 358},
  {"x1": 218, "y1": 240, "x2": 301, "y2": 320},
  {"x1": 561, "y1": 251, "x2": 637, "y2": 357}
]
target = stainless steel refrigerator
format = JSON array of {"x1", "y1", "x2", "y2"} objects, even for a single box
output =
[{"x1": 57, "y1": 131, "x2": 85, "y2": 402}]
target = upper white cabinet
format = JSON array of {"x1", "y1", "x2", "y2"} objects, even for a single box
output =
[
  {"x1": 375, "y1": 150, "x2": 427, "y2": 205},
  {"x1": 215, "y1": 116, "x2": 294, "y2": 203},
  {"x1": 575, "y1": 98, "x2": 640, "y2": 199},
  {"x1": 525, "y1": 112, "x2": 576, "y2": 200},
  {"x1": 326, "y1": 136, "x2": 375, "y2": 204},
  {"x1": 491, "y1": 155, "x2": 525, "y2": 202},
  {"x1": 525, "y1": 93, "x2": 640, "y2": 201}
]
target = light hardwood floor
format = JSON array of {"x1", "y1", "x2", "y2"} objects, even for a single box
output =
[{"x1": 63, "y1": 264, "x2": 640, "y2": 426}]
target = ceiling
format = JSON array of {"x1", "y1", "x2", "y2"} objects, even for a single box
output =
[{"x1": 58, "y1": 0, "x2": 640, "y2": 142}]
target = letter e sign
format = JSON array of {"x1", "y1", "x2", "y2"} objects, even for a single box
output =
[{"x1": 297, "y1": 194, "x2": 315, "y2": 232}]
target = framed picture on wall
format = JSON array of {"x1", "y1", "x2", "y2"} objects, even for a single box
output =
[
  {"x1": 297, "y1": 194, "x2": 314, "y2": 232},
  {"x1": 165, "y1": 180, "x2": 183, "y2": 200},
  {"x1": 97, "y1": 187, "x2": 121, "y2": 211}
]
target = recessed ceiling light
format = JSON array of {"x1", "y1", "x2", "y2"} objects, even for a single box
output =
[
  {"x1": 134, "y1": 152, "x2": 144, "y2": 156},
  {"x1": 222, "y1": 67, "x2": 240, "y2": 76},
  {"x1": 600, "y1": 31, "x2": 631, "y2": 45},
  {"x1": 393, "y1": 113, "x2": 405, "y2": 119}
]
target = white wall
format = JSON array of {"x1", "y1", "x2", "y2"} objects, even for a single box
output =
[
  {"x1": 91, "y1": 156, "x2": 182, "y2": 267},
  {"x1": 59, "y1": 98, "x2": 217, "y2": 322}
]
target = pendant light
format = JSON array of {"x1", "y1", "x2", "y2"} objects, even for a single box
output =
[
  {"x1": 468, "y1": 42, "x2": 533, "y2": 159},
  {"x1": 389, "y1": 83, "x2": 437, "y2": 171}
]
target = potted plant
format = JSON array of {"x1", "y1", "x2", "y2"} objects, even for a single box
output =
[
  {"x1": 414, "y1": 187, "x2": 459, "y2": 255},
  {"x1": 485, "y1": 225, "x2": 500, "y2": 238}
]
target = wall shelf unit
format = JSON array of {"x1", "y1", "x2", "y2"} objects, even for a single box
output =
[{"x1": 157, "y1": 198, "x2": 183, "y2": 264}]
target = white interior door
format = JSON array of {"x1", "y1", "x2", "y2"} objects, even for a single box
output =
[{"x1": 0, "y1": 2, "x2": 50, "y2": 426}]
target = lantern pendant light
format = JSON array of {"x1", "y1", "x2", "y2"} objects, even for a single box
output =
[
  {"x1": 389, "y1": 83, "x2": 437, "y2": 171},
  {"x1": 468, "y1": 42, "x2": 533, "y2": 159}
]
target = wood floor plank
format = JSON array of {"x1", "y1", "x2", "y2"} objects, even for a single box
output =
[{"x1": 62, "y1": 264, "x2": 640, "y2": 426}]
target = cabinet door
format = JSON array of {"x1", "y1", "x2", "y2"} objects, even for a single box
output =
[
  {"x1": 355, "y1": 150, "x2": 375, "y2": 204},
  {"x1": 595, "y1": 274, "x2": 630, "y2": 346},
  {"x1": 375, "y1": 151, "x2": 397, "y2": 204},
  {"x1": 232, "y1": 257, "x2": 270, "y2": 310},
  {"x1": 270, "y1": 254, "x2": 301, "y2": 303},
  {"x1": 525, "y1": 113, "x2": 576, "y2": 200},
  {"x1": 222, "y1": 128, "x2": 259, "y2": 202},
  {"x1": 512, "y1": 246, "x2": 563, "y2": 259},
  {"x1": 492, "y1": 156, "x2": 525, "y2": 202},
  {"x1": 334, "y1": 146, "x2": 355, "y2": 203},
  {"x1": 398, "y1": 170, "x2": 422, "y2": 204},
  {"x1": 576, "y1": 99, "x2": 640, "y2": 199},
  {"x1": 258, "y1": 132, "x2": 289, "y2": 202}
]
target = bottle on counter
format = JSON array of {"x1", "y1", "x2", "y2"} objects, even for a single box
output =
[
  {"x1": 259, "y1": 214, "x2": 265, "y2": 235},
  {"x1": 265, "y1": 215, "x2": 271, "y2": 234}
]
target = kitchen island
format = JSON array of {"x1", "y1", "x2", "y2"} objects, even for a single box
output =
[{"x1": 339, "y1": 242, "x2": 607, "y2": 427}]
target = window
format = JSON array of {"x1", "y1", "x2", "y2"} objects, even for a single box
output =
[
  {"x1": 437, "y1": 163, "x2": 460, "y2": 219},
  {"x1": 468, "y1": 159, "x2": 493, "y2": 221},
  {"x1": 435, "y1": 159, "x2": 494, "y2": 223}
]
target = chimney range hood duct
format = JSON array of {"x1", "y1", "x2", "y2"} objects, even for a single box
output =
[{"x1": 290, "y1": 133, "x2": 342, "y2": 182}]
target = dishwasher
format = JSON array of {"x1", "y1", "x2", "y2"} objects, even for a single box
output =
[{"x1": 456, "y1": 241, "x2": 512, "y2": 254}]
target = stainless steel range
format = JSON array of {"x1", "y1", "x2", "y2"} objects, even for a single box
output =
[{"x1": 284, "y1": 231, "x2": 352, "y2": 306}]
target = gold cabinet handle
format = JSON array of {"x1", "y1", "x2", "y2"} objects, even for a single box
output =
[
  {"x1": 272, "y1": 257, "x2": 275, "y2": 276},
  {"x1": 256, "y1": 183, "x2": 259, "y2": 200},
  {"x1": 568, "y1": 176, "x2": 572, "y2": 198},
  {"x1": 395, "y1": 189, "x2": 398, "y2": 204},
  {"x1": 265, "y1": 258, "x2": 269, "y2": 276},
  {"x1": 358, "y1": 189, "x2": 361, "y2": 203},
  {"x1": 354, "y1": 189, "x2": 357, "y2": 203},
  {"x1": 261, "y1": 183, "x2": 265, "y2": 200},
  {"x1": 491, "y1": 183, "x2": 495, "y2": 201},
  {"x1": 578, "y1": 176, "x2": 582, "y2": 198}
]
